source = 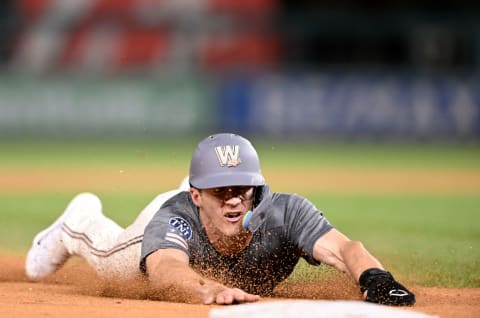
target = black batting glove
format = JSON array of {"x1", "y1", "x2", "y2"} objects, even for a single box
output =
[{"x1": 359, "y1": 268, "x2": 416, "y2": 306}]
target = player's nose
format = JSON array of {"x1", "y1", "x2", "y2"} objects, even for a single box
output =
[{"x1": 224, "y1": 196, "x2": 242, "y2": 206}]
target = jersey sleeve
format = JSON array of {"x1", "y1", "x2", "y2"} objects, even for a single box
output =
[
  {"x1": 282, "y1": 194, "x2": 334, "y2": 265},
  {"x1": 139, "y1": 193, "x2": 195, "y2": 273}
]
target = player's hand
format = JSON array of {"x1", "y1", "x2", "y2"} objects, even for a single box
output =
[
  {"x1": 202, "y1": 286, "x2": 260, "y2": 305},
  {"x1": 359, "y1": 268, "x2": 416, "y2": 306}
]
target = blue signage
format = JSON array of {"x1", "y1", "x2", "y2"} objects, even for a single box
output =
[{"x1": 217, "y1": 73, "x2": 480, "y2": 139}]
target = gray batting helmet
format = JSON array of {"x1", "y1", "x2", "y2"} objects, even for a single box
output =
[{"x1": 189, "y1": 133, "x2": 265, "y2": 189}]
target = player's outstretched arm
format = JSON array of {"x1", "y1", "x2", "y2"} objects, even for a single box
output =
[
  {"x1": 312, "y1": 229, "x2": 415, "y2": 306},
  {"x1": 145, "y1": 248, "x2": 260, "y2": 305},
  {"x1": 313, "y1": 229, "x2": 383, "y2": 279}
]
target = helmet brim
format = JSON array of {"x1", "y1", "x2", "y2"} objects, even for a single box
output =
[{"x1": 190, "y1": 172, "x2": 265, "y2": 189}]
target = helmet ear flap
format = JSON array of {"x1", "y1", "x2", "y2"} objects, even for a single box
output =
[
  {"x1": 253, "y1": 185, "x2": 269, "y2": 208},
  {"x1": 243, "y1": 185, "x2": 271, "y2": 232}
]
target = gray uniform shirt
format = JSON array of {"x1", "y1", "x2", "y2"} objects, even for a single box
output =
[{"x1": 140, "y1": 191, "x2": 333, "y2": 295}]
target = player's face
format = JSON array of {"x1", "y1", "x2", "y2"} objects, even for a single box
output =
[{"x1": 191, "y1": 186, "x2": 254, "y2": 237}]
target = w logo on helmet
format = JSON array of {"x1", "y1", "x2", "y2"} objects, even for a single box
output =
[{"x1": 215, "y1": 145, "x2": 241, "y2": 167}]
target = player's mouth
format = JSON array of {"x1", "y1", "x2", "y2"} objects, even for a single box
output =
[{"x1": 224, "y1": 211, "x2": 243, "y2": 223}]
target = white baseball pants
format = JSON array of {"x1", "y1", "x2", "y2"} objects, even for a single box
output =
[{"x1": 60, "y1": 179, "x2": 189, "y2": 279}]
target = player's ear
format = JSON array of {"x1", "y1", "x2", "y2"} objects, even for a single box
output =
[{"x1": 190, "y1": 188, "x2": 202, "y2": 207}]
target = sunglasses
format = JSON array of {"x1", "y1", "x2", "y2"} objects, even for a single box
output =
[{"x1": 203, "y1": 186, "x2": 254, "y2": 202}]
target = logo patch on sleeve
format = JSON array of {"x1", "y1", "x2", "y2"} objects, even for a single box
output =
[{"x1": 169, "y1": 217, "x2": 193, "y2": 240}]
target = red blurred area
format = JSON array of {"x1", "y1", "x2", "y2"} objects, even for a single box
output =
[
  {"x1": 13, "y1": 0, "x2": 280, "y2": 72},
  {"x1": 112, "y1": 27, "x2": 170, "y2": 69},
  {"x1": 16, "y1": 0, "x2": 51, "y2": 22}
]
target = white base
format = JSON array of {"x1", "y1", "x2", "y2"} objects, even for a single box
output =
[{"x1": 209, "y1": 300, "x2": 437, "y2": 318}]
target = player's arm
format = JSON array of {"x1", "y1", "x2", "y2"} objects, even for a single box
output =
[
  {"x1": 145, "y1": 248, "x2": 260, "y2": 305},
  {"x1": 312, "y1": 229, "x2": 415, "y2": 306},
  {"x1": 312, "y1": 229, "x2": 382, "y2": 279}
]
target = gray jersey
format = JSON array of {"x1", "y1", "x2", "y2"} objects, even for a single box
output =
[{"x1": 140, "y1": 191, "x2": 333, "y2": 295}]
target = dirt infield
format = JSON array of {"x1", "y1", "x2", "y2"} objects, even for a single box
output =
[
  {"x1": 2, "y1": 167, "x2": 479, "y2": 317},
  {"x1": 1, "y1": 254, "x2": 479, "y2": 318},
  {"x1": 3, "y1": 166, "x2": 480, "y2": 194}
]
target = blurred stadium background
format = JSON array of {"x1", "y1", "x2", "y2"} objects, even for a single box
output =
[{"x1": 0, "y1": 0, "x2": 479, "y2": 141}]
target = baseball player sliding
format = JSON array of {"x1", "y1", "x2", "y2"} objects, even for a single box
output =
[{"x1": 25, "y1": 133, "x2": 415, "y2": 306}]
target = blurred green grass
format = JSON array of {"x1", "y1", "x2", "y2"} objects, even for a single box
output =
[
  {"x1": 1, "y1": 139, "x2": 479, "y2": 287},
  {"x1": 297, "y1": 195, "x2": 480, "y2": 288},
  {"x1": 2, "y1": 138, "x2": 480, "y2": 168}
]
